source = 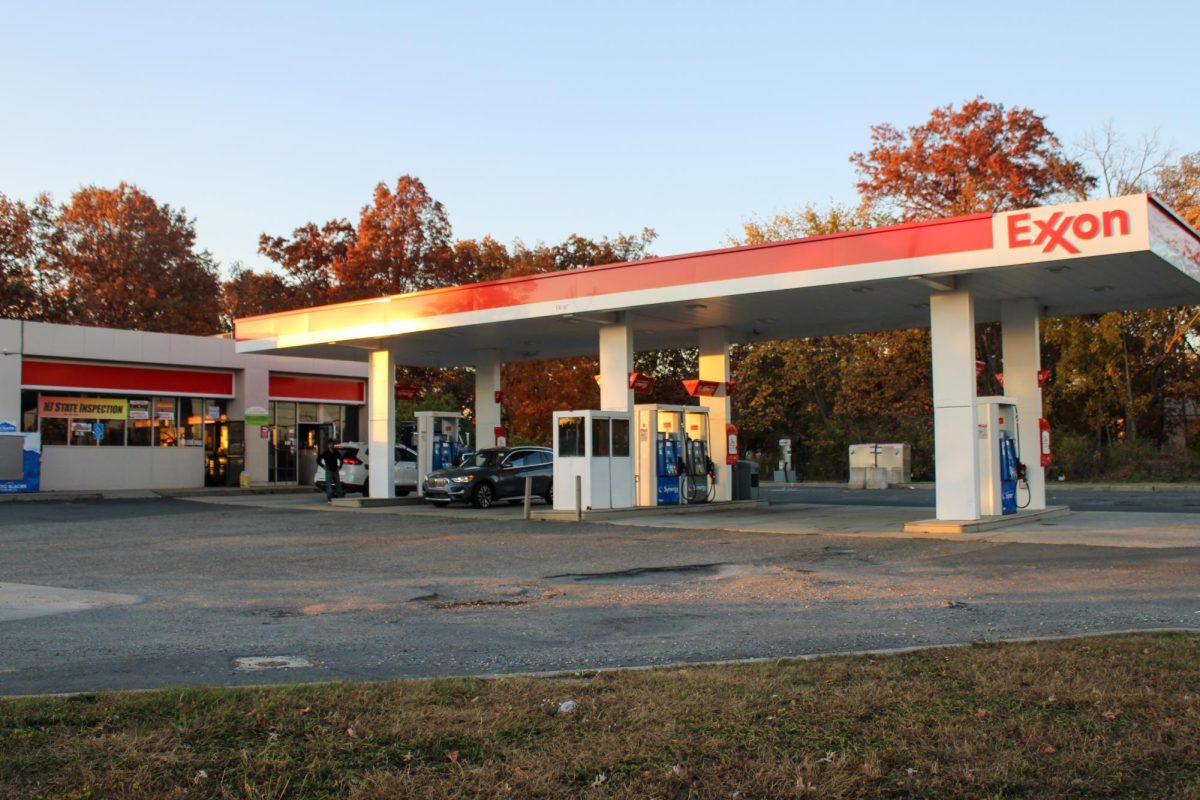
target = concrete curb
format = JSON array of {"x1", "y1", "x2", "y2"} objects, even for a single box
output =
[{"x1": 903, "y1": 505, "x2": 1072, "y2": 534}]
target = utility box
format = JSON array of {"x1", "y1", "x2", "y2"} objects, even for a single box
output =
[
  {"x1": 848, "y1": 443, "x2": 910, "y2": 488},
  {"x1": 552, "y1": 410, "x2": 634, "y2": 511},
  {"x1": 732, "y1": 460, "x2": 760, "y2": 501}
]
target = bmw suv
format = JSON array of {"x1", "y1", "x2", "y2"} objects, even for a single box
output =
[{"x1": 422, "y1": 446, "x2": 553, "y2": 508}]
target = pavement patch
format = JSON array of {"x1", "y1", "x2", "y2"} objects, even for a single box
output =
[
  {"x1": 0, "y1": 582, "x2": 141, "y2": 622},
  {"x1": 232, "y1": 655, "x2": 314, "y2": 672}
]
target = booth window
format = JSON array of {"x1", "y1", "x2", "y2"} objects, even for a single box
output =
[
  {"x1": 592, "y1": 418, "x2": 610, "y2": 457},
  {"x1": 612, "y1": 418, "x2": 630, "y2": 457},
  {"x1": 558, "y1": 416, "x2": 584, "y2": 457}
]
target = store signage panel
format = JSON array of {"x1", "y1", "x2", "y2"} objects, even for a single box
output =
[{"x1": 38, "y1": 395, "x2": 127, "y2": 419}]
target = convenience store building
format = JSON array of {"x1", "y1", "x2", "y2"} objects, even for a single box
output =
[{"x1": 0, "y1": 319, "x2": 367, "y2": 492}]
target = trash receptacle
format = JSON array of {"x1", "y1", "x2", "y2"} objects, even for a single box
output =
[
  {"x1": 239, "y1": 473, "x2": 251, "y2": 490},
  {"x1": 733, "y1": 461, "x2": 753, "y2": 500},
  {"x1": 748, "y1": 461, "x2": 760, "y2": 500}
]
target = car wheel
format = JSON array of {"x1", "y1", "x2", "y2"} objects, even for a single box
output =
[
  {"x1": 542, "y1": 482, "x2": 553, "y2": 505},
  {"x1": 362, "y1": 483, "x2": 370, "y2": 498},
  {"x1": 472, "y1": 483, "x2": 495, "y2": 509}
]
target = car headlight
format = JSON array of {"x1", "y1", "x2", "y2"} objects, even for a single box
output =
[{"x1": 450, "y1": 475, "x2": 474, "y2": 483}]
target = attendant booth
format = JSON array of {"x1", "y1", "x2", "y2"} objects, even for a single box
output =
[{"x1": 552, "y1": 410, "x2": 634, "y2": 511}]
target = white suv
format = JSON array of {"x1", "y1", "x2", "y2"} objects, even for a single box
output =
[{"x1": 314, "y1": 441, "x2": 418, "y2": 497}]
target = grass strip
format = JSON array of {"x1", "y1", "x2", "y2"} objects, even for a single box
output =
[{"x1": 2, "y1": 632, "x2": 1199, "y2": 799}]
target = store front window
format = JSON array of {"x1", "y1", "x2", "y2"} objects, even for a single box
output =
[
  {"x1": 20, "y1": 391, "x2": 229, "y2": 451},
  {"x1": 267, "y1": 401, "x2": 353, "y2": 484}
]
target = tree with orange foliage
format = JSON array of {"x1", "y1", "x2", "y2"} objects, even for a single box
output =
[
  {"x1": 851, "y1": 97, "x2": 1094, "y2": 219},
  {"x1": 42, "y1": 184, "x2": 222, "y2": 334}
]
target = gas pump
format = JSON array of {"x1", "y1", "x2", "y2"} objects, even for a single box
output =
[
  {"x1": 976, "y1": 397, "x2": 1021, "y2": 516},
  {"x1": 635, "y1": 404, "x2": 712, "y2": 506},
  {"x1": 415, "y1": 411, "x2": 466, "y2": 496}
]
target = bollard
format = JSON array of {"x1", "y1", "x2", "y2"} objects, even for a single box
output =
[
  {"x1": 574, "y1": 475, "x2": 582, "y2": 521},
  {"x1": 523, "y1": 475, "x2": 533, "y2": 520}
]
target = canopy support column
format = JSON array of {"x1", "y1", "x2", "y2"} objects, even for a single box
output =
[
  {"x1": 1001, "y1": 298, "x2": 1046, "y2": 510},
  {"x1": 474, "y1": 351, "x2": 502, "y2": 449},
  {"x1": 931, "y1": 288, "x2": 981, "y2": 521},
  {"x1": 367, "y1": 347, "x2": 395, "y2": 499},
  {"x1": 599, "y1": 313, "x2": 633, "y2": 413},
  {"x1": 698, "y1": 326, "x2": 732, "y2": 501}
]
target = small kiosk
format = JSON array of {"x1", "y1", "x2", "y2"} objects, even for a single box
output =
[{"x1": 551, "y1": 410, "x2": 634, "y2": 511}]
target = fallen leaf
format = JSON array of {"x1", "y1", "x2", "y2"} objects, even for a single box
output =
[
  {"x1": 672, "y1": 764, "x2": 687, "y2": 779},
  {"x1": 976, "y1": 709, "x2": 989, "y2": 719},
  {"x1": 448, "y1": 750, "x2": 459, "y2": 763},
  {"x1": 1041, "y1": 745, "x2": 1057, "y2": 755},
  {"x1": 1102, "y1": 710, "x2": 1120, "y2": 720},
  {"x1": 346, "y1": 728, "x2": 358, "y2": 739}
]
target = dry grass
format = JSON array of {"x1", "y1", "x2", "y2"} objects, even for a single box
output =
[{"x1": 3, "y1": 633, "x2": 1200, "y2": 799}]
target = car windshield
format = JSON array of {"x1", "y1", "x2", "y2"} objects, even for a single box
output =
[{"x1": 465, "y1": 451, "x2": 502, "y2": 468}]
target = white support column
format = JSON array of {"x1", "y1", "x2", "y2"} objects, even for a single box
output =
[
  {"x1": 598, "y1": 313, "x2": 633, "y2": 413},
  {"x1": 698, "y1": 327, "x2": 732, "y2": 501},
  {"x1": 931, "y1": 289, "x2": 981, "y2": 521},
  {"x1": 474, "y1": 350, "x2": 502, "y2": 449},
  {"x1": 232, "y1": 365, "x2": 270, "y2": 483},
  {"x1": 367, "y1": 347, "x2": 395, "y2": 499},
  {"x1": 1001, "y1": 298, "x2": 1046, "y2": 510},
  {"x1": 0, "y1": 319, "x2": 23, "y2": 423}
]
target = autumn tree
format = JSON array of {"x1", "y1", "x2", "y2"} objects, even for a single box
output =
[
  {"x1": 1, "y1": 184, "x2": 224, "y2": 334},
  {"x1": 0, "y1": 193, "x2": 63, "y2": 321},
  {"x1": 220, "y1": 263, "x2": 302, "y2": 329},
  {"x1": 1157, "y1": 151, "x2": 1200, "y2": 228},
  {"x1": 500, "y1": 230, "x2": 657, "y2": 443},
  {"x1": 851, "y1": 97, "x2": 1094, "y2": 219},
  {"x1": 257, "y1": 219, "x2": 355, "y2": 304}
]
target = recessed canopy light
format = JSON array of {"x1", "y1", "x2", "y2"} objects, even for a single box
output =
[
  {"x1": 1046, "y1": 264, "x2": 1071, "y2": 273},
  {"x1": 910, "y1": 303, "x2": 929, "y2": 309},
  {"x1": 685, "y1": 302, "x2": 708, "y2": 310},
  {"x1": 850, "y1": 286, "x2": 873, "y2": 294}
]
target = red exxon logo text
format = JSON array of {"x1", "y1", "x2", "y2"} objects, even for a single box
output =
[{"x1": 1007, "y1": 209, "x2": 1131, "y2": 254}]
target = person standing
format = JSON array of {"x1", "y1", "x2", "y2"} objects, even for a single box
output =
[{"x1": 317, "y1": 441, "x2": 343, "y2": 503}]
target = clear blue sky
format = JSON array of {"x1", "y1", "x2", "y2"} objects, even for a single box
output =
[{"x1": 2, "y1": 0, "x2": 1197, "y2": 275}]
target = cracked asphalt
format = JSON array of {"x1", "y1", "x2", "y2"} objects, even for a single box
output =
[{"x1": 1, "y1": 496, "x2": 1199, "y2": 695}]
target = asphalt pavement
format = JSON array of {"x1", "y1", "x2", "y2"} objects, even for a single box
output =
[{"x1": 2, "y1": 493, "x2": 1199, "y2": 696}]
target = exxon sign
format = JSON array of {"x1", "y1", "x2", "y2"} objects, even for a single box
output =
[{"x1": 994, "y1": 197, "x2": 1143, "y2": 262}]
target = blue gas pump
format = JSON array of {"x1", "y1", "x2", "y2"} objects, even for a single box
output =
[
  {"x1": 999, "y1": 434, "x2": 1019, "y2": 515},
  {"x1": 655, "y1": 434, "x2": 680, "y2": 505},
  {"x1": 433, "y1": 439, "x2": 457, "y2": 471}
]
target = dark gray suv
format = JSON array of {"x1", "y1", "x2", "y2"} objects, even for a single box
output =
[{"x1": 422, "y1": 446, "x2": 553, "y2": 508}]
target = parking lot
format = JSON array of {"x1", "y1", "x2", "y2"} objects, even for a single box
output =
[{"x1": 2, "y1": 492, "x2": 1200, "y2": 696}]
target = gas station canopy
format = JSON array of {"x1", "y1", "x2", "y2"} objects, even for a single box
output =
[{"x1": 235, "y1": 194, "x2": 1200, "y2": 365}]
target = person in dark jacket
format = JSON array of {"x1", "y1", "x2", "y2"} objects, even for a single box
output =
[{"x1": 317, "y1": 442, "x2": 343, "y2": 502}]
